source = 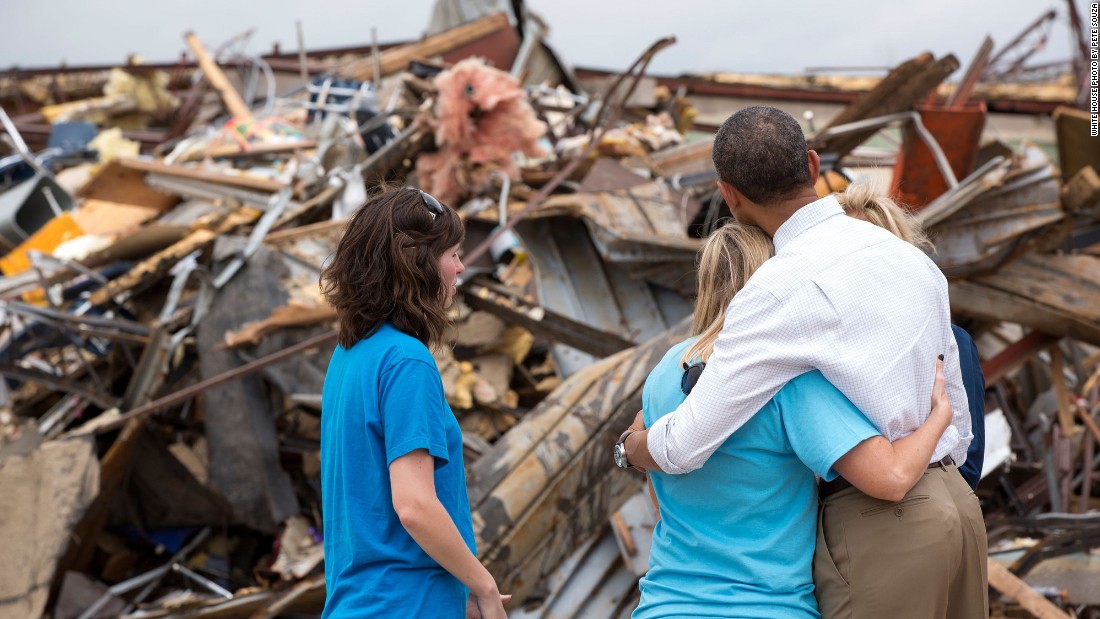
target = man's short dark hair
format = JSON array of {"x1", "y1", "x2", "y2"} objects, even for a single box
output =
[{"x1": 712, "y1": 106, "x2": 812, "y2": 206}]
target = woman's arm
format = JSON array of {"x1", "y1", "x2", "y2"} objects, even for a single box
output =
[
  {"x1": 832, "y1": 358, "x2": 953, "y2": 502},
  {"x1": 390, "y1": 450, "x2": 508, "y2": 619}
]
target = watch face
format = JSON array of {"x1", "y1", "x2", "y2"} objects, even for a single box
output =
[{"x1": 614, "y1": 443, "x2": 625, "y2": 468}]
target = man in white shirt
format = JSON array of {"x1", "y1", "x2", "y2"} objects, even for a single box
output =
[{"x1": 618, "y1": 106, "x2": 987, "y2": 618}]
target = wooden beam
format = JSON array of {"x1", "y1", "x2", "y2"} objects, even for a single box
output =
[
  {"x1": 950, "y1": 279, "x2": 1100, "y2": 347},
  {"x1": 87, "y1": 228, "x2": 218, "y2": 307},
  {"x1": 1077, "y1": 406, "x2": 1100, "y2": 447},
  {"x1": 264, "y1": 218, "x2": 346, "y2": 244},
  {"x1": 981, "y1": 331, "x2": 1059, "y2": 385},
  {"x1": 462, "y1": 281, "x2": 636, "y2": 359},
  {"x1": 342, "y1": 12, "x2": 511, "y2": 82},
  {"x1": 1048, "y1": 346, "x2": 1078, "y2": 436},
  {"x1": 177, "y1": 140, "x2": 318, "y2": 163},
  {"x1": 946, "y1": 36, "x2": 993, "y2": 109},
  {"x1": 185, "y1": 32, "x2": 253, "y2": 121},
  {"x1": 1061, "y1": 165, "x2": 1100, "y2": 214},
  {"x1": 987, "y1": 559, "x2": 1071, "y2": 619},
  {"x1": 810, "y1": 53, "x2": 959, "y2": 158},
  {"x1": 119, "y1": 158, "x2": 286, "y2": 194}
]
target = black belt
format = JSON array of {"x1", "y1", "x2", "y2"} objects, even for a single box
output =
[{"x1": 818, "y1": 455, "x2": 955, "y2": 500}]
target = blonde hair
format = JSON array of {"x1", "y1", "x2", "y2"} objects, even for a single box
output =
[
  {"x1": 682, "y1": 222, "x2": 774, "y2": 364},
  {"x1": 836, "y1": 184, "x2": 935, "y2": 253}
]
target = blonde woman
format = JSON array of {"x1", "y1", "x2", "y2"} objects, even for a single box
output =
[
  {"x1": 836, "y1": 184, "x2": 985, "y2": 491},
  {"x1": 631, "y1": 222, "x2": 954, "y2": 619}
]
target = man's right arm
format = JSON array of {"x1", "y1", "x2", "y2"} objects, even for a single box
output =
[{"x1": 642, "y1": 285, "x2": 809, "y2": 474}]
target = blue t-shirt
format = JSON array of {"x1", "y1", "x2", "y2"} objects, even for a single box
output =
[
  {"x1": 320, "y1": 323, "x2": 476, "y2": 619},
  {"x1": 634, "y1": 339, "x2": 880, "y2": 619}
]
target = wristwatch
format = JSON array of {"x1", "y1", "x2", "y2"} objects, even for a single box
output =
[{"x1": 614, "y1": 430, "x2": 635, "y2": 469}]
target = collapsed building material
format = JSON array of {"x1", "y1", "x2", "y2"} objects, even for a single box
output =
[
  {"x1": 925, "y1": 145, "x2": 1061, "y2": 276},
  {"x1": 462, "y1": 277, "x2": 636, "y2": 359},
  {"x1": 949, "y1": 252, "x2": 1100, "y2": 345},
  {"x1": 809, "y1": 52, "x2": 960, "y2": 160},
  {"x1": 468, "y1": 323, "x2": 688, "y2": 606},
  {"x1": 988, "y1": 559, "x2": 1072, "y2": 619},
  {"x1": 0, "y1": 436, "x2": 99, "y2": 619},
  {"x1": 512, "y1": 182, "x2": 696, "y2": 375},
  {"x1": 342, "y1": 12, "x2": 518, "y2": 83},
  {"x1": 0, "y1": 5, "x2": 1097, "y2": 616},
  {"x1": 193, "y1": 239, "x2": 315, "y2": 533},
  {"x1": 891, "y1": 102, "x2": 986, "y2": 207},
  {"x1": 416, "y1": 57, "x2": 547, "y2": 205},
  {"x1": 185, "y1": 33, "x2": 254, "y2": 122}
]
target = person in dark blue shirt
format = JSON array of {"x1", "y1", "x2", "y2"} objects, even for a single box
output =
[
  {"x1": 319, "y1": 188, "x2": 507, "y2": 619},
  {"x1": 952, "y1": 324, "x2": 986, "y2": 489}
]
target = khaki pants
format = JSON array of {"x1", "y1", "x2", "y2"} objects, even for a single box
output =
[{"x1": 813, "y1": 464, "x2": 988, "y2": 619}]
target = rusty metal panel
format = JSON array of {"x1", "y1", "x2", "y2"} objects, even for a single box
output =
[{"x1": 892, "y1": 103, "x2": 986, "y2": 207}]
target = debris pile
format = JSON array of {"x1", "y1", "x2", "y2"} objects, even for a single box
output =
[{"x1": 0, "y1": 3, "x2": 1096, "y2": 618}]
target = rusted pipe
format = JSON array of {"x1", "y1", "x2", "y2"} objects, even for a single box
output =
[{"x1": 93, "y1": 329, "x2": 336, "y2": 435}]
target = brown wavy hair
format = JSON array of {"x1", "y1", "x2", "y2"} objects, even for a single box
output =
[{"x1": 321, "y1": 187, "x2": 464, "y2": 349}]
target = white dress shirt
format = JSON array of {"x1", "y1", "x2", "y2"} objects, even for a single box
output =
[{"x1": 647, "y1": 195, "x2": 972, "y2": 474}]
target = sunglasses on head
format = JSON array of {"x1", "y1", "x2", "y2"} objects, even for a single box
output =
[
  {"x1": 418, "y1": 189, "x2": 445, "y2": 220},
  {"x1": 681, "y1": 361, "x2": 706, "y2": 395}
]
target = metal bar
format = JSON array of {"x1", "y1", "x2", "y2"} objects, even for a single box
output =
[
  {"x1": 370, "y1": 27, "x2": 382, "y2": 89},
  {"x1": 93, "y1": 329, "x2": 337, "y2": 435},
  {"x1": 916, "y1": 156, "x2": 1008, "y2": 227},
  {"x1": 4, "y1": 301, "x2": 150, "y2": 335},
  {"x1": 0, "y1": 362, "x2": 118, "y2": 409},
  {"x1": 296, "y1": 21, "x2": 309, "y2": 83},
  {"x1": 127, "y1": 527, "x2": 215, "y2": 610},
  {"x1": 510, "y1": 18, "x2": 543, "y2": 80},
  {"x1": 173, "y1": 563, "x2": 234, "y2": 599},
  {"x1": 213, "y1": 188, "x2": 293, "y2": 288},
  {"x1": 0, "y1": 105, "x2": 31, "y2": 155},
  {"x1": 982, "y1": 331, "x2": 1059, "y2": 385},
  {"x1": 462, "y1": 280, "x2": 636, "y2": 359}
]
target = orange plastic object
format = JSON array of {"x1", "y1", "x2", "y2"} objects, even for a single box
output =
[
  {"x1": 891, "y1": 102, "x2": 986, "y2": 209},
  {"x1": 815, "y1": 169, "x2": 851, "y2": 198},
  {"x1": 0, "y1": 212, "x2": 84, "y2": 275}
]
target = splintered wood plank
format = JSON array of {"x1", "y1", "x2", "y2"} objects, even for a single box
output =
[
  {"x1": 76, "y1": 159, "x2": 181, "y2": 211},
  {"x1": 590, "y1": 183, "x2": 686, "y2": 239},
  {"x1": 1048, "y1": 346, "x2": 1077, "y2": 436},
  {"x1": 185, "y1": 32, "x2": 253, "y2": 121},
  {"x1": 1061, "y1": 166, "x2": 1100, "y2": 214},
  {"x1": 949, "y1": 279, "x2": 1100, "y2": 346},
  {"x1": 969, "y1": 254, "x2": 1100, "y2": 322},
  {"x1": 987, "y1": 559, "x2": 1071, "y2": 619},
  {"x1": 342, "y1": 12, "x2": 512, "y2": 82}
]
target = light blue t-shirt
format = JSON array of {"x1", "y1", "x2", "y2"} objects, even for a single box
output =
[
  {"x1": 634, "y1": 338, "x2": 880, "y2": 619},
  {"x1": 320, "y1": 323, "x2": 476, "y2": 619}
]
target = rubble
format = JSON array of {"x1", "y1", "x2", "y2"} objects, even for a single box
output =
[{"x1": 0, "y1": 2, "x2": 1097, "y2": 618}]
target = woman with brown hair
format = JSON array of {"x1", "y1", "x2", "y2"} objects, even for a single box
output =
[{"x1": 319, "y1": 188, "x2": 507, "y2": 618}]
